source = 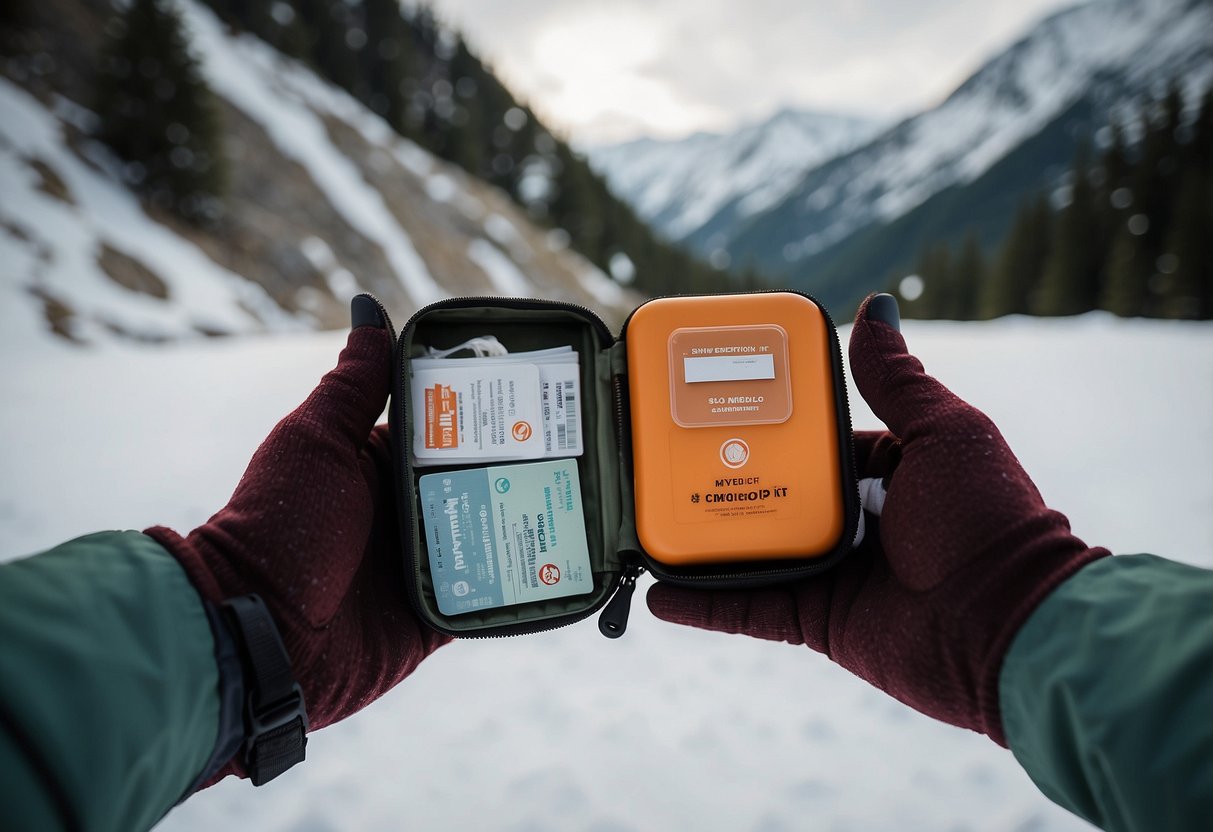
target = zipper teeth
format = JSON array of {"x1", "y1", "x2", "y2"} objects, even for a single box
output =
[
  {"x1": 406, "y1": 295, "x2": 614, "y2": 342},
  {"x1": 392, "y1": 295, "x2": 617, "y2": 638},
  {"x1": 612, "y1": 374, "x2": 628, "y2": 455}
]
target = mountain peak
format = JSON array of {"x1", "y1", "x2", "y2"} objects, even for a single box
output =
[
  {"x1": 589, "y1": 0, "x2": 1211, "y2": 299},
  {"x1": 586, "y1": 106, "x2": 882, "y2": 242}
]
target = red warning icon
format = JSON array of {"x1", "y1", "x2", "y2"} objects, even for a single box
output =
[{"x1": 539, "y1": 563, "x2": 561, "y2": 585}]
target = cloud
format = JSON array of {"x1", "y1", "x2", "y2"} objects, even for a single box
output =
[{"x1": 428, "y1": 0, "x2": 1078, "y2": 142}]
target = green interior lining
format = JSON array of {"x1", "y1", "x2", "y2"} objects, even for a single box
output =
[
  {"x1": 610, "y1": 340, "x2": 643, "y2": 557},
  {"x1": 402, "y1": 307, "x2": 623, "y2": 632}
]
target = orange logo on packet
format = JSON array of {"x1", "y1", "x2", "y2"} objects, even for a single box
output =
[
  {"x1": 511, "y1": 421, "x2": 533, "y2": 442},
  {"x1": 424, "y1": 384, "x2": 458, "y2": 449}
]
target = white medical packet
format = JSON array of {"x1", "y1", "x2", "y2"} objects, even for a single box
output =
[{"x1": 410, "y1": 346, "x2": 583, "y2": 466}]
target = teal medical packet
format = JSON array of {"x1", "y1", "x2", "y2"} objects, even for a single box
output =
[{"x1": 418, "y1": 460, "x2": 594, "y2": 615}]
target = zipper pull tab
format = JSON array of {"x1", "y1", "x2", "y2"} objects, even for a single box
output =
[{"x1": 598, "y1": 566, "x2": 644, "y2": 639}]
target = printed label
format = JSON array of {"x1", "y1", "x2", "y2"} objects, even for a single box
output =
[
  {"x1": 671, "y1": 429, "x2": 801, "y2": 525},
  {"x1": 668, "y1": 325, "x2": 793, "y2": 428},
  {"x1": 419, "y1": 460, "x2": 593, "y2": 616},
  {"x1": 411, "y1": 364, "x2": 545, "y2": 462},
  {"x1": 411, "y1": 362, "x2": 582, "y2": 465},
  {"x1": 424, "y1": 384, "x2": 459, "y2": 449},
  {"x1": 540, "y1": 368, "x2": 581, "y2": 455}
]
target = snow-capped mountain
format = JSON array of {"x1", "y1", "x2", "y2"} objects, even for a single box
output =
[
  {"x1": 586, "y1": 109, "x2": 880, "y2": 246},
  {"x1": 588, "y1": 0, "x2": 1212, "y2": 297},
  {"x1": 0, "y1": 0, "x2": 637, "y2": 348},
  {"x1": 727, "y1": 0, "x2": 1213, "y2": 273}
]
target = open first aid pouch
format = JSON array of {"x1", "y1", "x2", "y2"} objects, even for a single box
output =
[{"x1": 377, "y1": 290, "x2": 860, "y2": 639}]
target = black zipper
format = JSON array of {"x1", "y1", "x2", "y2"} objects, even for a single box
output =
[
  {"x1": 598, "y1": 563, "x2": 645, "y2": 638},
  {"x1": 385, "y1": 294, "x2": 634, "y2": 639}
]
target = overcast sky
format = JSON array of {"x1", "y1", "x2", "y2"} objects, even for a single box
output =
[{"x1": 422, "y1": 0, "x2": 1082, "y2": 145}]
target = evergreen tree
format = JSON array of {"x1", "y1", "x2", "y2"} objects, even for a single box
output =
[
  {"x1": 324, "y1": 3, "x2": 364, "y2": 96},
  {"x1": 362, "y1": 0, "x2": 410, "y2": 129},
  {"x1": 1155, "y1": 170, "x2": 1212, "y2": 319},
  {"x1": 442, "y1": 37, "x2": 489, "y2": 175},
  {"x1": 947, "y1": 231, "x2": 984, "y2": 319},
  {"x1": 1091, "y1": 121, "x2": 1132, "y2": 273},
  {"x1": 0, "y1": 0, "x2": 31, "y2": 27},
  {"x1": 180, "y1": 0, "x2": 757, "y2": 297},
  {"x1": 1193, "y1": 88, "x2": 1213, "y2": 317},
  {"x1": 1034, "y1": 146, "x2": 1101, "y2": 315},
  {"x1": 96, "y1": 0, "x2": 225, "y2": 223},
  {"x1": 737, "y1": 260, "x2": 768, "y2": 291},
  {"x1": 1155, "y1": 86, "x2": 1212, "y2": 318},
  {"x1": 1100, "y1": 122, "x2": 1133, "y2": 194},
  {"x1": 1098, "y1": 223, "x2": 1151, "y2": 316},
  {"x1": 1191, "y1": 87, "x2": 1213, "y2": 171},
  {"x1": 260, "y1": 0, "x2": 312, "y2": 60},
  {"x1": 901, "y1": 243, "x2": 951, "y2": 318},
  {"x1": 201, "y1": 0, "x2": 274, "y2": 41},
  {"x1": 917, "y1": 87, "x2": 1209, "y2": 322},
  {"x1": 981, "y1": 193, "x2": 1051, "y2": 318},
  {"x1": 1099, "y1": 86, "x2": 1197, "y2": 317},
  {"x1": 275, "y1": 11, "x2": 312, "y2": 61},
  {"x1": 1132, "y1": 89, "x2": 1182, "y2": 314}
]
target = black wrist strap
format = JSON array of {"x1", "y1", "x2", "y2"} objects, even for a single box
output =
[{"x1": 220, "y1": 595, "x2": 309, "y2": 786}]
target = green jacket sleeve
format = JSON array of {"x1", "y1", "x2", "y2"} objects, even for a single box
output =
[
  {"x1": 1000, "y1": 554, "x2": 1213, "y2": 832},
  {"x1": 0, "y1": 531, "x2": 220, "y2": 832}
]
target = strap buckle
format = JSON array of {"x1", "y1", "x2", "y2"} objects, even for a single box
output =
[
  {"x1": 244, "y1": 684, "x2": 308, "y2": 786},
  {"x1": 221, "y1": 594, "x2": 309, "y2": 786}
]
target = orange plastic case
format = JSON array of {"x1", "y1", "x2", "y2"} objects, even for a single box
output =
[{"x1": 626, "y1": 293, "x2": 847, "y2": 565}]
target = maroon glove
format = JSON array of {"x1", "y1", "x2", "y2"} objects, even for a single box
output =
[
  {"x1": 647, "y1": 293, "x2": 1109, "y2": 745},
  {"x1": 147, "y1": 297, "x2": 449, "y2": 777}
]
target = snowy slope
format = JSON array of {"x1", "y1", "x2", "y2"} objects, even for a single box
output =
[
  {"x1": 2, "y1": 315, "x2": 1210, "y2": 832},
  {"x1": 0, "y1": 78, "x2": 303, "y2": 344},
  {"x1": 0, "y1": 0, "x2": 636, "y2": 346},
  {"x1": 587, "y1": 109, "x2": 880, "y2": 243},
  {"x1": 732, "y1": 0, "x2": 1213, "y2": 266}
]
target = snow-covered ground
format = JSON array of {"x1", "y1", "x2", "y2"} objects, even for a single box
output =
[{"x1": 1, "y1": 315, "x2": 1210, "y2": 832}]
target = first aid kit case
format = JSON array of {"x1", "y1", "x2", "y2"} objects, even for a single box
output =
[{"x1": 378, "y1": 291, "x2": 860, "y2": 639}]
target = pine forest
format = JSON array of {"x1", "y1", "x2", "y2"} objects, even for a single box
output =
[
  {"x1": 91, "y1": 0, "x2": 747, "y2": 296},
  {"x1": 900, "y1": 87, "x2": 1212, "y2": 321}
]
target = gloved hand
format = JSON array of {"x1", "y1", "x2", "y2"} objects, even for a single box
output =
[
  {"x1": 147, "y1": 296, "x2": 450, "y2": 775},
  {"x1": 647, "y1": 293, "x2": 1109, "y2": 744}
]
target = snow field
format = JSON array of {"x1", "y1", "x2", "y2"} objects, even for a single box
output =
[{"x1": 1, "y1": 315, "x2": 1209, "y2": 831}]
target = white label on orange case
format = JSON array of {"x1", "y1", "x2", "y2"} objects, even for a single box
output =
[
  {"x1": 683, "y1": 353, "x2": 775, "y2": 383},
  {"x1": 668, "y1": 325, "x2": 793, "y2": 427}
]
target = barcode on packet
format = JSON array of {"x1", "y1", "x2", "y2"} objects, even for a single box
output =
[{"x1": 557, "y1": 380, "x2": 579, "y2": 450}]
